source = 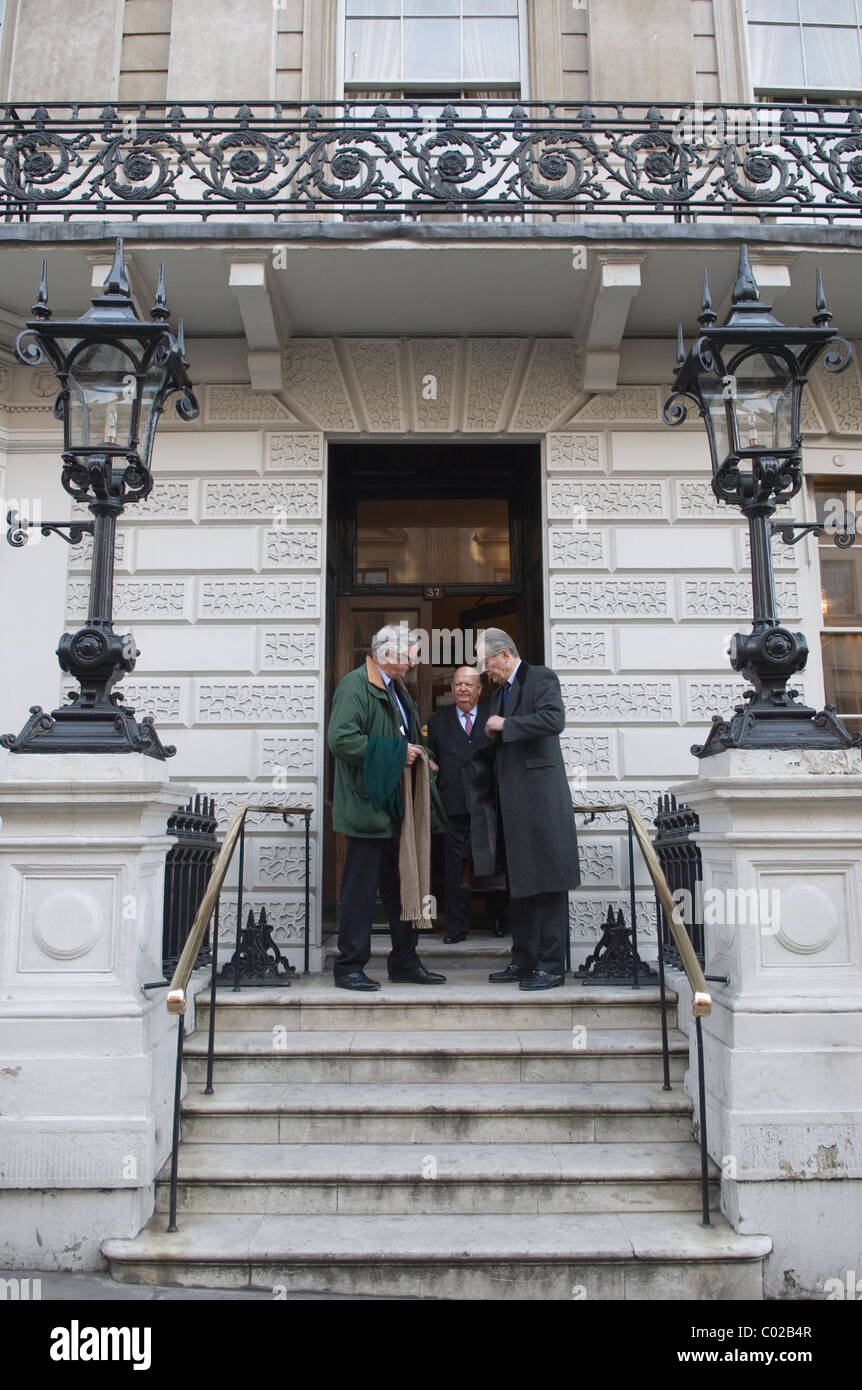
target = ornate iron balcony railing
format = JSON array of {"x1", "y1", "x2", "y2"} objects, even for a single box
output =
[{"x1": 4, "y1": 99, "x2": 862, "y2": 223}]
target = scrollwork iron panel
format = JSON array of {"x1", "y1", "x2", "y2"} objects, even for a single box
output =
[{"x1": 4, "y1": 101, "x2": 862, "y2": 222}]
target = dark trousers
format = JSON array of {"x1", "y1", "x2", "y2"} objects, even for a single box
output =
[
  {"x1": 443, "y1": 815, "x2": 472, "y2": 936},
  {"x1": 335, "y1": 836, "x2": 421, "y2": 979},
  {"x1": 443, "y1": 815, "x2": 508, "y2": 935},
  {"x1": 509, "y1": 891, "x2": 568, "y2": 976}
]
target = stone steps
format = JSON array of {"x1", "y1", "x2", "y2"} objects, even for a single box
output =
[
  {"x1": 154, "y1": 1141, "x2": 719, "y2": 1215},
  {"x1": 193, "y1": 976, "x2": 678, "y2": 1033},
  {"x1": 102, "y1": 970, "x2": 770, "y2": 1299},
  {"x1": 182, "y1": 1027, "x2": 688, "y2": 1085},
  {"x1": 104, "y1": 1211, "x2": 770, "y2": 1300},
  {"x1": 178, "y1": 1080, "x2": 698, "y2": 1144}
]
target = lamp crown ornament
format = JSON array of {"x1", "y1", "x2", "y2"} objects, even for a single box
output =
[
  {"x1": 2, "y1": 238, "x2": 199, "y2": 761},
  {"x1": 32, "y1": 258, "x2": 50, "y2": 320},
  {"x1": 663, "y1": 244, "x2": 860, "y2": 758}
]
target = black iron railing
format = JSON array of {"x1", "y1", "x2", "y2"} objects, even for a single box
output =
[
  {"x1": 573, "y1": 801, "x2": 715, "y2": 1225},
  {"x1": 162, "y1": 795, "x2": 219, "y2": 976},
  {"x1": 652, "y1": 793, "x2": 704, "y2": 969},
  {"x1": 4, "y1": 100, "x2": 862, "y2": 223}
]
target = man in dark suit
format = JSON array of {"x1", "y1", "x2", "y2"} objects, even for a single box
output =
[
  {"x1": 427, "y1": 667, "x2": 506, "y2": 944},
  {"x1": 469, "y1": 629, "x2": 580, "y2": 990}
]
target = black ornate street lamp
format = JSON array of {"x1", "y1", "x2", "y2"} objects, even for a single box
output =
[
  {"x1": 664, "y1": 244, "x2": 862, "y2": 757},
  {"x1": 2, "y1": 238, "x2": 199, "y2": 759}
]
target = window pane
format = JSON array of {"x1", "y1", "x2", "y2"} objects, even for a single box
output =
[
  {"x1": 356, "y1": 498, "x2": 511, "y2": 584},
  {"x1": 804, "y1": 25, "x2": 862, "y2": 86},
  {"x1": 404, "y1": 0, "x2": 459, "y2": 13},
  {"x1": 819, "y1": 542, "x2": 862, "y2": 623},
  {"x1": 747, "y1": 1, "x2": 800, "y2": 19},
  {"x1": 465, "y1": 0, "x2": 520, "y2": 13},
  {"x1": 345, "y1": 19, "x2": 401, "y2": 81},
  {"x1": 404, "y1": 18, "x2": 461, "y2": 79},
  {"x1": 748, "y1": 23, "x2": 805, "y2": 85},
  {"x1": 800, "y1": 0, "x2": 857, "y2": 22},
  {"x1": 821, "y1": 632, "x2": 862, "y2": 717},
  {"x1": 463, "y1": 17, "x2": 520, "y2": 80},
  {"x1": 347, "y1": 0, "x2": 400, "y2": 14}
]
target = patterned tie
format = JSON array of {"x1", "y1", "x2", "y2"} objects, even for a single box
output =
[
  {"x1": 500, "y1": 680, "x2": 511, "y2": 711},
  {"x1": 464, "y1": 712, "x2": 473, "y2": 737}
]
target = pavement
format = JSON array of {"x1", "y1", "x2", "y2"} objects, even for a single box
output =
[{"x1": 0, "y1": 1268, "x2": 411, "y2": 1300}]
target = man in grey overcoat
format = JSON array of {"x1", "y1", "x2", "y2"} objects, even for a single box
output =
[{"x1": 467, "y1": 628, "x2": 580, "y2": 989}]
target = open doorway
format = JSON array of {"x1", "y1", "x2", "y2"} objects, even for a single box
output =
[{"x1": 324, "y1": 441, "x2": 543, "y2": 919}]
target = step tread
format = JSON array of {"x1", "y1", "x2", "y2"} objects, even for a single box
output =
[
  {"x1": 157, "y1": 1141, "x2": 718, "y2": 1184},
  {"x1": 181, "y1": 1081, "x2": 694, "y2": 1114},
  {"x1": 104, "y1": 1211, "x2": 771, "y2": 1264},
  {"x1": 183, "y1": 1028, "x2": 688, "y2": 1058},
  {"x1": 196, "y1": 975, "x2": 676, "y2": 1006}
]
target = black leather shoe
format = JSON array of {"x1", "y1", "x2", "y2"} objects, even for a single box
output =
[
  {"x1": 443, "y1": 932, "x2": 468, "y2": 944},
  {"x1": 519, "y1": 970, "x2": 565, "y2": 991},
  {"x1": 388, "y1": 966, "x2": 447, "y2": 984},
  {"x1": 488, "y1": 963, "x2": 531, "y2": 982},
  {"x1": 334, "y1": 971, "x2": 381, "y2": 991}
]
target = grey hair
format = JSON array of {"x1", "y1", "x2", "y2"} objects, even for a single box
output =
[
  {"x1": 478, "y1": 628, "x2": 519, "y2": 658},
  {"x1": 370, "y1": 623, "x2": 411, "y2": 660}
]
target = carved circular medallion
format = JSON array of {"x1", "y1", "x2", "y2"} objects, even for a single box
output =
[
  {"x1": 71, "y1": 630, "x2": 107, "y2": 664},
  {"x1": 229, "y1": 149, "x2": 261, "y2": 178},
  {"x1": 539, "y1": 152, "x2": 568, "y2": 180},
  {"x1": 124, "y1": 153, "x2": 154, "y2": 182},
  {"x1": 23, "y1": 150, "x2": 55, "y2": 179},
  {"x1": 33, "y1": 890, "x2": 101, "y2": 959},
  {"x1": 743, "y1": 154, "x2": 774, "y2": 184},
  {"x1": 331, "y1": 152, "x2": 362, "y2": 180},
  {"x1": 763, "y1": 630, "x2": 795, "y2": 661},
  {"x1": 437, "y1": 150, "x2": 468, "y2": 180},
  {"x1": 772, "y1": 883, "x2": 838, "y2": 955},
  {"x1": 644, "y1": 151, "x2": 674, "y2": 180}
]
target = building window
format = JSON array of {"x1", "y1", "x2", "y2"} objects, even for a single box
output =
[
  {"x1": 815, "y1": 481, "x2": 862, "y2": 733},
  {"x1": 746, "y1": 0, "x2": 862, "y2": 96},
  {"x1": 344, "y1": 0, "x2": 522, "y2": 88}
]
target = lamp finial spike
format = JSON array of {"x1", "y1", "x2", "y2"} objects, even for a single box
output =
[
  {"x1": 103, "y1": 237, "x2": 131, "y2": 298},
  {"x1": 151, "y1": 261, "x2": 169, "y2": 321},
  {"x1": 32, "y1": 258, "x2": 51, "y2": 319},
  {"x1": 813, "y1": 266, "x2": 832, "y2": 326},
  {"x1": 731, "y1": 243, "x2": 761, "y2": 307},
  {"x1": 698, "y1": 268, "x2": 717, "y2": 327}
]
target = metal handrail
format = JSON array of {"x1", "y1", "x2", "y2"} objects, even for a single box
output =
[
  {"x1": 165, "y1": 802, "x2": 311, "y2": 1014},
  {"x1": 576, "y1": 801, "x2": 713, "y2": 1225},
  {"x1": 577, "y1": 802, "x2": 711, "y2": 1016},
  {"x1": 161, "y1": 801, "x2": 311, "y2": 1232}
]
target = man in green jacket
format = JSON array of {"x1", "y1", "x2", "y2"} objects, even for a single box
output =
[{"x1": 328, "y1": 624, "x2": 447, "y2": 991}]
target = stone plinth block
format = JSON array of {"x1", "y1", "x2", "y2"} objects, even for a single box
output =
[
  {"x1": 668, "y1": 748, "x2": 862, "y2": 1297},
  {"x1": 0, "y1": 755, "x2": 194, "y2": 1269}
]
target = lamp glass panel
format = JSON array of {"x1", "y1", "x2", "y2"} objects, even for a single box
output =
[
  {"x1": 731, "y1": 350, "x2": 795, "y2": 450},
  {"x1": 699, "y1": 372, "x2": 733, "y2": 467},
  {"x1": 66, "y1": 342, "x2": 137, "y2": 450},
  {"x1": 138, "y1": 352, "x2": 171, "y2": 469}
]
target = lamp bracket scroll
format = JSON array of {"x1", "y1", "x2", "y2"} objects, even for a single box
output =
[{"x1": 6, "y1": 509, "x2": 95, "y2": 549}]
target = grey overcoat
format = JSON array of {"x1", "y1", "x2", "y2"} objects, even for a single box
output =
[{"x1": 466, "y1": 661, "x2": 580, "y2": 899}]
